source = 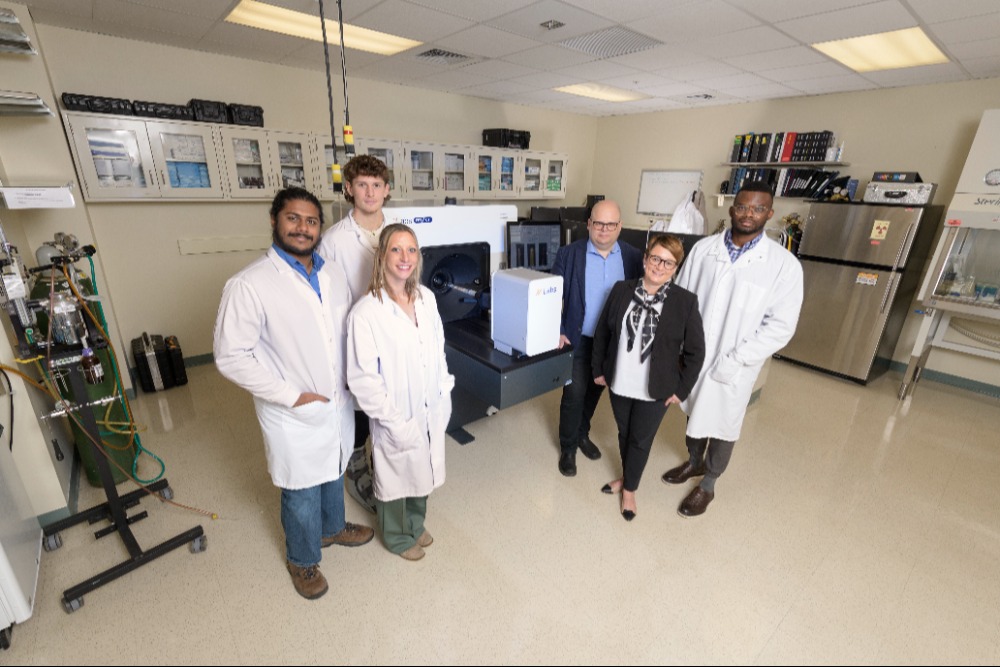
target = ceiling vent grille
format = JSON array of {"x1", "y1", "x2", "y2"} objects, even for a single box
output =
[
  {"x1": 0, "y1": 8, "x2": 37, "y2": 55},
  {"x1": 415, "y1": 48, "x2": 472, "y2": 66},
  {"x1": 558, "y1": 27, "x2": 662, "y2": 59}
]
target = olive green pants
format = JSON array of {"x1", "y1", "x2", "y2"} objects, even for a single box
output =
[{"x1": 375, "y1": 496, "x2": 427, "y2": 554}]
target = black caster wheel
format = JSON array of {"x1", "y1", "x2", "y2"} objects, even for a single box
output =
[
  {"x1": 159, "y1": 486, "x2": 174, "y2": 501},
  {"x1": 42, "y1": 533, "x2": 63, "y2": 552},
  {"x1": 0, "y1": 625, "x2": 12, "y2": 650},
  {"x1": 62, "y1": 597, "x2": 84, "y2": 614},
  {"x1": 189, "y1": 535, "x2": 207, "y2": 553}
]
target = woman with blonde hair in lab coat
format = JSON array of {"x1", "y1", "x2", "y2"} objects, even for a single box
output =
[{"x1": 347, "y1": 223, "x2": 454, "y2": 561}]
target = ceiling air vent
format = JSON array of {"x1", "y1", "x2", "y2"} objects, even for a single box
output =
[
  {"x1": 415, "y1": 48, "x2": 472, "y2": 66},
  {"x1": 559, "y1": 26, "x2": 662, "y2": 59}
]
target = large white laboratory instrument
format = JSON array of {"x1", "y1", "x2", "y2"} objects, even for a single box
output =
[{"x1": 899, "y1": 109, "x2": 1000, "y2": 398}]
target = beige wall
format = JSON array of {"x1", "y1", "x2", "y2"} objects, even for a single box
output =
[
  {"x1": 592, "y1": 80, "x2": 1000, "y2": 385},
  {"x1": 32, "y1": 24, "x2": 599, "y2": 360}
]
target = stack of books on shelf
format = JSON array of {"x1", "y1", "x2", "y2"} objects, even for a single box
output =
[
  {"x1": 725, "y1": 166, "x2": 841, "y2": 199},
  {"x1": 729, "y1": 130, "x2": 841, "y2": 164}
]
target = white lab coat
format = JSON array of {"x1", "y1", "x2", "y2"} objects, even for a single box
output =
[
  {"x1": 318, "y1": 211, "x2": 385, "y2": 301},
  {"x1": 677, "y1": 233, "x2": 803, "y2": 441},
  {"x1": 347, "y1": 285, "x2": 454, "y2": 502},
  {"x1": 214, "y1": 248, "x2": 355, "y2": 489}
]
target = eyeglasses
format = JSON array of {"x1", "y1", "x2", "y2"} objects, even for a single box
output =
[
  {"x1": 645, "y1": 255, "x2": 677, "y2": 269},
  {"x1": 733, "y1": 204, "x2": 770, "y2": 215},
  {"x1": 590, "y1": 220, "x2": 620, "y2": 231}
]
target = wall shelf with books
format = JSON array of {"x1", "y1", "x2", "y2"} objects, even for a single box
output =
[{"x1": 722, "y1": 161, "x2": 849, "y2": 168}]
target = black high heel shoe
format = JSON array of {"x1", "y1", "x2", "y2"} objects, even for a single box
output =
[
  {"x1": 621, "y1": 509, "x2": 636, "y2": 522},
  {"x1": 601, "y1": 483, "x2": 613, "y2": 494}
]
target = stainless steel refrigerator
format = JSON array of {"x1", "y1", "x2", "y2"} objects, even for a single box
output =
[{"x1": 777, "y1": 202, "x2": 943, "y2": 383}]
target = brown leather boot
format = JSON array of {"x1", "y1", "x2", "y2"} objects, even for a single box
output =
[{"x1": 286, "y1": 561, "x2": 329, "y2": 600}]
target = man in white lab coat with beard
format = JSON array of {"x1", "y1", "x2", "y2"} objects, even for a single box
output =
[
  {"x1": 662, "y1": 181, "x2": 803, "y2": 517},
  {"x1": 215, "y1": 188, "x2": 374, "y2": 600}
]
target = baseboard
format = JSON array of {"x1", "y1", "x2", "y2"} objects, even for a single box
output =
[{"x1": 887, "y1": 359, "x2": 1000, "y2": 398}]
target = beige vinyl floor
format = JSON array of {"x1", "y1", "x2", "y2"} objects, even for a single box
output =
[{"x1": 6, "y1": 360, "x2": 1000, "y2": 665}]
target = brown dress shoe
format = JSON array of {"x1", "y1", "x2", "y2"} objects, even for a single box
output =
[
  {"x1": 286, "y1": 561, "x2": 329, "y2": 600},
  {"x1": 321, "y1": 522, "x2": 375, "y2": 548},
  {"x1": 661, "y1": 461, "x2": 707, "y2": 485},
  {"x1": 399, "y1": 544, "x2": 425, "y2": 561},
  {"x1": 678, "y1": 487, "x2": 714, "y2": 518},
  {"x1": 417, "y1": 530, "x2": 433, "y2": 548}
]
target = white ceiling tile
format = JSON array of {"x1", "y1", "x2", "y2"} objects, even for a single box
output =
[
  {"x1": 18, "y1": 0, "x2": 93, "y2": 18},
  {"x1": 946, "y1": 35, "x2": 1000, "y2": 61},
  {"x1": 456, "y1": 59, "x2": 540, "y2": 80},
  {"x1": 622, "y1": 97, "x2": 686, "y2": 111},
  {"x1": 502, "y1": 43, "x2": 596, "y2": 69},
  {"x1": 510, "y1": 88, "x2": 577, "y2": 103},
  {"x1": 277, "y1": 56, "x2": 325, "y2": 72},
  {"x1": 724, "y1": 0, "x2": 882, "y2": 23},
  {"x1": 724, "y1": 82, "x2": 801, "y2": 100},
  {"x1": 668, "y1": 91, "x2": 741, "y2": 107},
  {"x1": 684, "y1": 25, "x2": 799, "y2": 59},
  {"x1": 555, "y1": 59, "x2": 639, "y2": 81},
  {"x1": 353, "y1": 57, "x2": 446, "y2": 83},
  {"x1": 906, "y1": 0, "x2": 1000, "y2": 25},
  {"x1": 508, "y1": 71, "x2": 584, "y2": 90},
  {"x1": 352, "y1": 0, "x2": 474, "y2": 43},
  {"x1": 929, "y1": 13, "x2": 1000, "y2": 46},
  {"x1": 700, "y1": 72, "x2": 776, "y2": 90},
  {"x1": 200, "y1": 20, "x2": 308, "y2": 56},
  {"x1": 597, "y1": 71, "x2": 675, "y2": 91},
  {"x1": 419, "y1": 68, "x2": 491, "y2": 90},
  {"x1": 486, "y1": 0, "x2": 614, "y2": 43},
  {"x1": 775, "y1": 0, "x2": 916, "y2": 44},
  {"x1": 721, "y1": 46, "x2": 830, "y2": 72},
  {"x1": 625, "y1": 0, "x2": 760, "y2": 43},
  {"x1": 962, "y1": 54, "x2": 1000, "y2": 78},
  {"x1": 21, "y1": 7, "x2": 97, "y2": 27},
  {"x1": 861, "y1": 62, "x2": 968, "y2": 87},
  {"x1": 558, "y1": 0, "x2": 689, "y2": 24},
  {"x1": 654, "y1": 61, "x2": 744, "y2": 81},
  {"x1": 458, "y1": 79, "x2": 537, "y2": 97},
  {"x1": 761, "y1": 60, "x2": 853, "y2": 82},
  {"x1": 123, "y1": 0, "x2": 233, "y2": 19},
  {"x1": 93, "y1": 0, "x2": 215, "y2": 37},
  {"x1": 605, "y1": 44, "x2": 707, "y2": 71},
  {"x1": 787, "y1": 73, "x2": 878, "y2": 94},
  {"x1": 283, "y1": 42, "x2": 384, "y2": 70},
  {"x1": 265, "y1": 0, "x2": 383, "y2": 22},
  {"x1": 435, "y1": 25, "x2": 543, "y2": 58},
  {"x1": 641, "y1": 81, "x2": 710, "y2": 97},
  {"x1": 405, "y1": 0, "x2": 537, "y2": 23}
]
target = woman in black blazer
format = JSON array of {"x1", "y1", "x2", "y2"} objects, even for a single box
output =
[{"x1": 592, "y1": 234, "x2": 706, "y2": 521}]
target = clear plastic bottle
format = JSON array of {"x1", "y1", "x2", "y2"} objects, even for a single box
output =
[{"x1": 81, "y1": 347, "x2": 104, "y2": 385}]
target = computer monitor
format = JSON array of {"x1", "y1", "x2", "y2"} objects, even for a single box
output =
[
  {"x1": 529, "y1": 206, "x2": 560, "y2": 222},
  {"x1": 507, "y1": 220, "x2": 562, "y2": 271}
]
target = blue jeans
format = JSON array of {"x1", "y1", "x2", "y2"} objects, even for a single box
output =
[{"x1": 280, "y1": 476, "x2": 346, "y2": 567}]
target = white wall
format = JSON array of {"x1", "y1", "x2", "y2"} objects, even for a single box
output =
[
  {"x1": 32, "y1": 24, "x2": 599, "y2": 360},
  {"x1": 590, "y1": 80, "x2": 1000, "y2": 386}
]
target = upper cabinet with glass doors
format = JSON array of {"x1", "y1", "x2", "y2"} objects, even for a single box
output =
[
  {"x1": 473, "y1": 148, "x2": 518, "y2": 199},
  {"x1": 403, "y1": 142, "x2": 473, "y2": 202},
  {"x1": 218, "y1": 127, "x2": 317, "y2": 199},
  {"x1": 65, "y1": 112, "x2": 224, "y2": 200}
]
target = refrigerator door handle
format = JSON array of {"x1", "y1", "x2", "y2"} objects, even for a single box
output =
[
  {"x1": 891, "y1": 222, "x2": 916, "y2": 272},
  {"x1": 879, "y1": 273, "x2": 898, "y2": 314}
]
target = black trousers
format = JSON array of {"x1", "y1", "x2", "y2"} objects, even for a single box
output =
[
  {"x1": 609, "y1": 391, "x2": 668, "y2": 492},
  {"x1": 558, "y1": 336, "x2": 605, "y2": 453}
]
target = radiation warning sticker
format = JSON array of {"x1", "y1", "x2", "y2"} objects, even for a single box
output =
[
  {"x1": 870, "y1": 219, "x2": 890, "y2": 240},
  {"x1": 856, "y1": 272, "x2": 879, "y2": 286}
]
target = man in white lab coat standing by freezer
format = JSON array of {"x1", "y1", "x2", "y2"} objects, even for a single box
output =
[
  {"x1": 662, "y1": 181, "x2": 804, "y2": 517},
  {"x1": 214, "y1": 187, "x2": 375, "y2": 600}
]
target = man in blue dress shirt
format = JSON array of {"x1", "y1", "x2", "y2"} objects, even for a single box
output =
[{"x1": 551, "y1": 200, "x2": 644, "y2": 477}]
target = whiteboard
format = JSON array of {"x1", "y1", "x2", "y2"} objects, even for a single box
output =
[{"x1": 636, "y1": 169, "x2": 703, "y2": 216}]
